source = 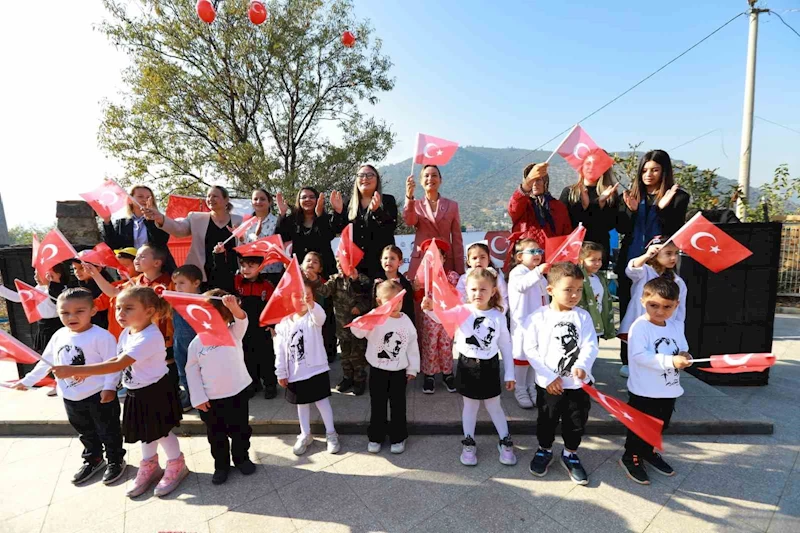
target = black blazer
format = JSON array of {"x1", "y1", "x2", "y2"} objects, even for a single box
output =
[
  {"x1": 332, "y1": 194, "x2": 398, "y2": 279},
  {"x1": 276, "y1": 213, "x2": 339, "y2": 277},
  {"x1": 559, "y1": 186, "x2": 619, "y2": 268},
  {"x1": 102, "y1": 218, "x2": 171, "y2": 250}
]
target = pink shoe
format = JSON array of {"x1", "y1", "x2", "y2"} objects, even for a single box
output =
[
  {"x1": 154, "y1": 453, "x2": 189, "y2": 497},
  {"x1": 126, "y1": 454, "x2": 163, "y2": 498}
]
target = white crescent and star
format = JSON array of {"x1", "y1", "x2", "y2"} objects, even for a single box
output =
[
  {"x1": 721, "y1": 353, "x2": 760, "y2": 366},
  {"x1": 99, "y1": 191, "x2": 119, "y2": 207},
  {"x1": 596, "y1": 391, "x2": 634, "y2": 421},
  {"x1": 573, "y1": 143, "x2": 591, "y2": 160},
  {"x1": 690, "y1": 232, "x2": 721, "y2": 254},
  {"x1": 489, "y1": 236, "x2": 508, "y2": 256},
  {"x1": 186, "y1": 304, "x2": 214, "y2": 330},
  {"x1": 18, "y1": 290, "x2": 34, "y2": 302},
  {"x1": 423, "y1": 143, "x2": 444, "y2": 159},
  {"x1": 40, "y1": 244, "x2": 58, "y2": 264}
]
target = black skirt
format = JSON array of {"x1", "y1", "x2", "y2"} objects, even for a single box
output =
[
  {"x1": 285, "y1": 371, "x2": 332, "y2": 405},
  {"x1": 123, "y1": 373, "x2": 183, "y2": 444},
  {"x1": 34, "y1": 318, "x2": 62, "y2": 353},
  {"x1": 455, "y1": 354, "x2": 501, "y2": 400}
]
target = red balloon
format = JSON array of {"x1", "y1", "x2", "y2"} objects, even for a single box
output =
[
  {"x1": 196, "y1": 0, "x2": 216, "y2": 24},
  {"x1": 248, "y1": 1, "x2": 268, "y2": 25},
  {"x1": 342, "y1": 31, "x2": 356, "y2": 48}
]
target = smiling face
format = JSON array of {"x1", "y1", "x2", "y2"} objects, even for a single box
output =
[
  {"x1": 516, "y1": 245, "x2": 543, "y2": 269},
  {"x1": 205, "y1": 187, "x2": 228, "y2": 212},
  {"x1": 251, "y1": 189, "x2": 271, "y2": 216},
  {"x1": 421, "y1": 166, "x2": 441, "y2": 194},
  {"x1": 239, "y1": 259, "x2": 262, "y2": 280},
  {"x1": 130, "y1": 187, "x2": 153, "y2": 216},
  {"x1": 357, "y1": 166, "x2": 378, "y2": 197},
  {"x1": 581, "y1": 154, "x2": 601, "y2": 184},
  {"x1": 297, "y1": 188, "x2": 317, "y2": 214},
  {"x1": 72, "y1": 262, "x2": 91, "y2": 281},
  {"x1": 58, "y1": 298, "x2": 96, "y2": 332},
  {"x1": 133, "y1": 247, "x2": 161, "y2": 275}
]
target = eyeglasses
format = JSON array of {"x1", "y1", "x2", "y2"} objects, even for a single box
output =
[
  {"x1": 521, "y1": 249, "x2": 544, "y2": 256},
  {"x1": 357, "y1": 173, "x2": 376, "y2": 180}
]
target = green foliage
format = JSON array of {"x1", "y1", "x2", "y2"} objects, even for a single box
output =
[
  {"x1": 740, "y1": 164, "x2": 800, "y2": 221},
  {"x1": 611, "y1": 142, "x2": 643, "y2": 189},
  {"x1": 99, "y1": 0, "x2": 395, "y2": 200},
  {"x1": 8, "y1": 223, "x2": 54, "y2": 245}
]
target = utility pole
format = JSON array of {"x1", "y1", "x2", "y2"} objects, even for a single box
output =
[{"x1": 736, "y1": 1, "x2": 769, "y2": 220}]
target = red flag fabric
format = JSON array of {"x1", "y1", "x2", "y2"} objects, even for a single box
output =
[
  {"x1": 698, "y1": 353, "x2": 775, "y2": 373},
  {"x1": 345, "y1": 289, "x2": 406, "y2": 331},
  {"x1": 259, "y1": 256, "x2": 305, "y2": 325},
  {"x1": 0, "y1": 376, "x2": 55, "y2": 389},
  {"x1": 427, "y1": 241, "x2": 470, "y2": 337},
  {"x1": 582, "y1": 383, "x2": 664, "y2": 451},
  {"x1": 165, "y1": 195, "x2": 209, "y2": 267},
  {"x1": 336, "y1": 223, "x2": 365, "y2": 277},
  {"x1": 161, "y1": 291, "x2": 235, "y2": 347},
  {"x1": 36, "y1": 229, "x2": 79, "y2": 274},
  {"x1": 14, "y1": 279, "x2": 49, "y2": 323},
  {"x1": 78, "y1": 243, "x2": 126, "y2": 271},
  {"x1": 545, "y1": 224, "x2": 585, "y2": 264},
  {"x1": 669, "y1": 213, "x2": 753, "y2": 273},
  {"x1": 228, "y1": 216, "x2": 258, "y2": 242},
  {"x1": 31, "y1": 233, "x2": 40, "y2": 269},
  {"x1": 555, "y1": 125, "x2": 614, "y2": 181},
  {"x1": 79, "y1": 180, "x2": 131, "y2": 219},
  {"x1": 234, "y1": 234, "x2": 290, "y2": 266},
  {"x1": 414, "y1": 133, "x2": 459, "y2": 166},
  {"x1": 0, "y1": 330, "x2": 42, "y2": 364}
]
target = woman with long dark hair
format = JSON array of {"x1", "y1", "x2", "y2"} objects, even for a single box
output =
[{"x1": 242, "y1": 188, "x2": 283, "y2": 286}]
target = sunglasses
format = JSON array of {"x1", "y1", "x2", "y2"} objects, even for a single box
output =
[{"x1": 521, "y1": 249, "x2": 544, "y2": 256}]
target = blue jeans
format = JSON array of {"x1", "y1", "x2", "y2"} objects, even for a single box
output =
[{"x1": 172, "y1": 312, "x2": 196, "y2": 393}]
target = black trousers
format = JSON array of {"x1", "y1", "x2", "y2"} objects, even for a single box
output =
[
  {"x1": 63, "y1": 392, "x2": 125, "y2": 464},
  {"x1": 244, "y1": 344, "x2": 276, "y2": 387},
  {"x1": 368, "y1": 367, "x2": 408, "y2": 444},
  {"x1": 617, "y1": 273, "x2": 633, "y2": 365},
  {"x1": 198, "y1": 389, "x2": 253, "y2": 470},
  {"x1": 535, "y1": 386, "x2": 591, "y2": 451},
  {"x1": 624, "y1": 394, "x2": 675, "y2": 457}
]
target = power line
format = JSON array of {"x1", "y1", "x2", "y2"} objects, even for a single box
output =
[
  {"x1": 756, "y1": 115, "x2": 800, "y2": 136},
  {"x1": 771, "y1": 11, "x2": 800, "y2": 40},
  {"x1": 669, "y1": 129, "x2": 720, "y2": 151}
]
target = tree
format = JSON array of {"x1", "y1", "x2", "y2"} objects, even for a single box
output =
[
  {"x1": 99, "y1": 0, "x2": 395, "y2": 199},
  {"x1": 8, "y1": 223, "x2": 54, "y2": 246},
  {"x1": 740, "y1": 164, "x2": 800, "y2": 221}
]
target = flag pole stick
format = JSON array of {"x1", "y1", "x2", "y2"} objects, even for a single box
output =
[
  {"x1": 160, "y1": 290, "x2": 225, "y2": 302},
  {"x1": 661, "y1": 212, "x2": 702, "y2": 247},
  {"x1": 545, "y1": 124, "x2": 579, "y2": 164},
  {"x1": 220, "y1": 218, "x2": 256, "y2": 246},
  {"x1": 410, "y1": 132, "x2": 419, "y2": 177}
]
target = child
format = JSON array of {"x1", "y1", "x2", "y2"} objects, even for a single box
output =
[
  {"x1": 577, "y1": 242, "x2": 615, "y2": 341},
  {"x1": 620, "y1": 277, "x2": 692, "y2": 485},
  {"x1": 171, "y1": 265, "x2": 203, "y2": 411},
  {"x1": 456, "y1": 242, "x2": 509, "y2": 311},
  {"x1": 423, "y1": 268, "x2": 516, "y2": 466},
  {"x1": 372, "y1": 245, "x2": 415, "y2": 324},
  {"x1": 274, "y1": 278, "x2": 341, "y2": 456},
  {"x1": 52, "y1": 286, "x2": 188, "y2": 498},
  {"x1": 523, "y1": 262, "x2": 599, "y2": 485},
  {"x1": 33, "y1": 264, "x2": 69, "y2": 354},
  {"x1": 185, "y1": 290, "x2": 256, "y2": 485},
  {"x1": 352, "y1": 280, "x2": 419, "y2": 454},
  {"x1": 301, "y1": 252, "x2": 337, "y2": 364},
  {"x1": 15, "y1": 288, "x2": 126, "y2": 485},
  {"x1": 114, "y1": 247, "x2": 138, "y2": 279},
  {"x1": 618, "y1": 237, "x2": 687, "y2": 378},
  {"x1": 508, "y1": 238, "x2": 549, "y2": 409},
  {"x1": 70, "y1": 259, "x2": 114, "y2": 329}
]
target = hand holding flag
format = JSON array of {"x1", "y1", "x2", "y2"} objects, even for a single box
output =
[
  {"x1": 221, "y1": 216, "x2": 259, "y2": 246},
  {"x1": 79, "y1": 179, "x2": 139, "y2": 219},
  {"x1": 234, "y1": 234, "x2": 291, "y2": 267},
  {"x1": 345, "y1": 289, "x2": 406, "y2": 331},
  {"x1": 160, "y1": 290, "x2": 235, "y2": 347},
  {"x1": 336, "y1": 223, "x2": 364, "y2": 277}
]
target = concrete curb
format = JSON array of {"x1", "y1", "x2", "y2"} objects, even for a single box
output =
[{"x1": 776, "y1": 307, "x2": 800, "y2": 315}]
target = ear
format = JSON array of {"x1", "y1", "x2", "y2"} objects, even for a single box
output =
[
  {"x1": 90, "y1": 307, "x2": 98, "y2": 318},
  {"x1": 546, "y1": 285, "x2": 554, "y2": 296}
]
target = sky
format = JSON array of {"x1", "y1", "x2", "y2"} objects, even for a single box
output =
[{"x1": 1, "y1": 0, "x2": 799, "y2": 228}]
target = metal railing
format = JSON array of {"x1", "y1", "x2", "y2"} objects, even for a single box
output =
[{"x1": 779, "y1": 218, "x2": 800, "y2": 297}]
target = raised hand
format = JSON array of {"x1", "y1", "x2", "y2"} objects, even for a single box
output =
[
  {"x1": 368, "y1": 191, "x2": 382, "y2": 212},
  {"x1": 330, "y1": 190, "x2": 344, "y2": 214},
  {"x1": 405, "y1": 175, "x2": 415, "y2": 199},
  {"x1": 658, "y1": 183, "x2": 680, "y2": 210},
  {"x1": 623, "y1": 190, "x2": 638, "y2": 212},
  {"x1": 421, "y1": 296, "x2": 433, "y2": 311},
  {"x1": 523, "y1": 163, "x2": 548, "y2": 191},
  {"x1": 276, "y1": 192, "x2": 288, "y2": 216},
  {"x1": 598, "y1": 182, "x2": 620, "y2": 208},
  {"x1": 315, "y1": 193, "x2": 325, "y2": 217}
]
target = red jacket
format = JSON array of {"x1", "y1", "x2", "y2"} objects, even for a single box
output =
[{"x1": 506, "y1": 187, "x2": 573, "y2": 266}]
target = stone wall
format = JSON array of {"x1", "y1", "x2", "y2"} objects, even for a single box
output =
[{"x1": 56, "y1": 201, "x2": 100, "y2": 247}]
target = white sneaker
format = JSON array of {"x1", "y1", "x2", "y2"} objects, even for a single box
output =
[
  {"x1": 293, "y1": 434, "x2": 314, "y2": 456},
  {"x1": 497, "y1": 437, "x2": 517, "y2": 466},
  {"x1": 367, "y1": 441, "x2": 382, "y2": 453},
  {"x1": 326, "y1": 432, "x2": 341, "y2": 454},
  {"x1": 514, "y1": 388, "x2": 533, "y2": 409},
  {"x1": 390, "y1": 441, "x2": 406, "y2": 454},
  {"x1": 619, "y1": 365, "x2": 630, "y2": 378}
]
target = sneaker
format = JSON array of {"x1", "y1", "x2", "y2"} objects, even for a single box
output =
[
  {"x1": 529, "y1": 448, "x2": 553, "y2": 477},
  {"x1": 422, "y1": 375, "x2": 435, "y2": 394},
  {"x1": 367, "y1": 441, "x2": 382, "y2": 453},
  {"x1": 126, "y1": 455, "x2": 163, "y2": 498},
  {"x1": 561, "y1": 452, "x2": 589, "y2": 485},
  {"x1": 514, "y1": 387, "x2": 534, "y2": 409},
  {"x1": 179, "y1": 389, "x2": 193, "y2": 412},
  {"x1": 154, "y1": 453, "x2": 189, "y2": 497},
  {"x1": 263, "y1": 384, "x2": 278, "y2": 399},
  {"x1": 645, "y1": 452, "x2": 675, "y2": 476},
  {"x1": 497, "y1": 436, "x2": 517, "y2": 466},
  {"x1": 619, "y1": 365, "x2": 630, "y2": 378},
  {"x1": 211, "y1": 468, "x2": 229, "y2": 485},
  {"x1": 102, "y1": 460, "x2": 127, "y2": 485},
  {"x1": 336, "y1": 377, "x2": 354, "y2": 393},
  {"x1": 235, "y1": 458, "x2": 257, "y2": 476},
  {"x1": 326, "y1": 432, "x2": 341, "y2": 454},
  {"x1": 46, "y1": 387, "x2": 58, "y2": 397},
  {"x1": 352, "y1": 381, "x2": 367, "y2": 396},
  {"x1": 460, "y1": 436, "x2": 478, "y2": 466},
  {"x1": 526, "y1": 385, "x2": 537, "y2": 407},
  {"x1": 72, "y1": 458, "x2": 106, "y2": 485},
  {"x1": 443, "y1": 373, "x2": 457, "y2": 393},
  {"x1": 620, "y1": 454, "x2": 650, "y2": 485},
  {"x1": 390, "y1": 441, "x2": 406, "y2": 454},
  {"x1": 293, "y1": 434, "x2": 314, "y2": 456}
]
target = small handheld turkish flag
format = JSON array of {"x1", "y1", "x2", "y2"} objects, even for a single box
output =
[
  {"x1": 668, "y1": 213, "x2": 753, "y2": 273},
  {"x1": 31, "y1": 233, "x2": 40, "y2": 269},
  {"x1": 426, "y1": 241, "x2": 470, "y2": 337},
  {"x1": 14, "y1": 279, "x2": 50, "y2": 324},
  {"x1": 414, "y1": 133, "x2": 459, "y2": 166},
  {"x1": 337, "y1": 223, "x2": 364, "y2": 277},
  {"x1": 260, "y1": 256, "x2": 305, "y2": 326},
  {"x1": 35, "y1": 229, "x2": 79, "y2": 274},
  {"x1": 697, "y1": 353, "x2": 775, "y2": 374},
  {"x1": 79, "y1": 180, "x2": 131, "y2": 219},
  {"x1": 234, "y1": 234, "x2": 290, "y2": 267},
  {"x1": 225, "y1": 216, "x2": 259, "y2": 245},
  {"x1": 0, "y1": 330, "x2": 43, "y2": 364},
  {"x1": 346, "y1": 289, "x2": 406, "y2": 331},
  {"x1": 78, "y1": 243, "x2": 126, "y2": 271},
  {"x1": 555, "y1": 125, "x2": 614, "y2": 182},
  {"x1": 582, "y1": 383, "x2": 664, "y2": 451},
  {"x1": 161, "y1": 291, "x2": 234, "y2": 347},
  {"x1": 545, "y1": 224, "x2": 586, "y2": 264}
]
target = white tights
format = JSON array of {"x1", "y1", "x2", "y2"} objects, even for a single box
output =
[
  {"x1": 462, "y1": 396, "x2": 509, "y2": 439},
  {"x1": 297, "y1": 398, "x2": 336, "y2": 437},
  {"x1": 141, "y1": 431, "x2": 181, "y2": 461}
]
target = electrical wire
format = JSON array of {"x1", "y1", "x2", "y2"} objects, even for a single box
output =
[
  {"x1": 756, "y1": 116, "x2": 800, "y2": 136},
  {"x1": 669, "y1": 129, "x2": 720, "y2": 151},
  {"x1": 771, "y1": 11, "x2": 800, "y2": 40}
]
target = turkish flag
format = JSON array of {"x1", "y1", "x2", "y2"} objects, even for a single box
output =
[
  {"x1": 582, "y1": 383, "x2": 664, "y2": 451},
  {"x1": 165, "y1": 195, "x2": 209, "y2": 267},
  {"x1": 669, "y1": 213, "x2": 753, "y2": 273},
  {"x1": 555, "y1": 125, "x2": 614, "y2": 182},
  {"x1": 426, "y1": 241, "x2": 470, "y2": 337},
  {"x1": 484, "y1": 230, "x2": 514, "y2": 268},
  {"x1": 234, "y1": 234, "x2": 290, "y2": 266},
  {"x1": 336, "y1": 223, "x2": 364, "y2": 277},
  {"x1": 698, "y1": 353, "x2": 775, "y2": 374},
  {"x1": 414, "y1": 133, "x2": 459, "y2": 166},
  {"x1": 31, "y1": 233, "x2": 40, "y2": 268},
  {"x1": 78, "y1": 243, "x2": 126, "y2": 271},
  {"x1": 79, "y1": 180, "x2": 131, "y2": 219},
  {"x1": 14, "y1": 279, "x2": 50, "y2": 323},
  {"x1": 35, "y1": 229, "x2": 79, "y2": 274},
  {"x1": 0, "y1": 376, "x2": 55, "y2": 389},
  {"x1": 228, "y1": 215, "x2": 258, "y2": 242},
  {"x1": 345, "y1": 289, "x2": 406, "y2": 331},
  {"x1": 260, "y1": 256, "x2": 305, "y2": 325},
  {"x1": 161, "y1": 290, "x2": 235, "y2": 347},
  {"x1": 545, "y1": 224, "x2": 585, "y2": 264},
  {"x1": 0, "y1": 330, "x2": 42, "y2": 364}
]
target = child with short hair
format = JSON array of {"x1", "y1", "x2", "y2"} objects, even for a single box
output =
[
  {"x1": 15, "y1": 288, "x2": 126, "y2": 485},
  {"x1": 372, "y1": 245, "x2": 415, "y2": 324},
  {"x1": 33, "y1": 264, "x2": 70, "y2": 354},
  {"x1": 352, "y1": 279, "x2": 419, "y2": 454},
  {"x1": 620, "y1": 277, "x2": 692, "y2": 485},
  {"x1": 70, "y1": 259, "x2": 114, "y2": 329},
  {"x1": 423, "y1": 268, "x2": 516, "y2": 467},
  {"x1": 274, "y1": 279, "x2": 341, "y2": 456},
  {"x1": 577, "y1": 241, "x2": 615, "y2": 340},
  {"x1": 523, "y1": 262, "x2": 599, "y2": 485},
  {"x1": 185, "y1": 289, "x2": 256, "y2": 485},
  {"x1": 171, "y1": 265, "x2": 203, "y2": 411},
  {"x1": 508, "y1": 238, "x2": 549, "y2": 409},
  {"x1": 456, "y1": 243, "x2": 509, "y2": 311}
]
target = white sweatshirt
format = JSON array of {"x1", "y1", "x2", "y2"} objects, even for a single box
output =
[
  {"x1": 627, "y1": 315, "x2": 688, "y2": 399},
  {"x1": 619, "y1": 262, "x2": 687, "y2": 334},
  {"x1": 522, "y1": 306, "x2": 599, "y2": 390},
  {"x1": 456, "y1": 268, "x2": 509, "y2": 312},
  {"x1": 507, "y1": 264, "x2": 549, "y2": 360},
  {"x1": 117, "y1": 324, "x2": 168, "y2": 390},
  {"x1": 448, "y1": 305, "x2": 514, "y2": 382},
  {"x1": 352, "y1": 313, "x2": 420, "y2": 375},
  {"x1": 185, "y1": 316, "x2": 252, "y2": 405},
  {"x1": 35, "y1": 284, "x2": 58, "y2": 319},
  {"x1": 21, "y1": 325, "x2": 120, "y2": 401},
  {"x1": 274, "y1": 303, "x2": 329, "y2": 383}
]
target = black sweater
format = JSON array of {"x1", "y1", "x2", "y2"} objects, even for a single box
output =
[
  {"x1": 332, "y1": 195, "x2": 398, "y2": 280},
  {"x1": 276, "y1": 213, "x2": 338, "y2": 277},
  {"x1": 559, "y1": 186, "x2": 619, "y2": 268}
]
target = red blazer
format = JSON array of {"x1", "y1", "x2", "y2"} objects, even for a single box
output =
[
  {"x1": 403, "y1": 196, "x2": 465, "y2": 279},
  {"x1": 507, "y1": 187, "x2": 573, "y2": 265}
]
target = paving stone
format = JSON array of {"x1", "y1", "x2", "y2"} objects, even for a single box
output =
[{"x1": 207, "y1": 490, "x2": 296, "y2": 533}]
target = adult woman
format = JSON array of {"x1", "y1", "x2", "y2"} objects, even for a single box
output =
[
  {"x1": 243, "y1": 188, "x2": 283, "y2": 286},
  {"x1": 145, "y1": 185, "x2": 243, "y2": 286},
  {"x1": 404, "y1": 165, "x2": 465, "y2": 279},
  {"x1": 332, "y1": 165, "x2": 397, "y2": 279},
  {"x1": 616, "y1": 149, "x2": 689, "y2": 376},
  {"x1": 559, "y1": 151, "x2": 620, "y2": 268},
  {"x1": 101, "y1": 185, "x2": 170, "y2": 251}
]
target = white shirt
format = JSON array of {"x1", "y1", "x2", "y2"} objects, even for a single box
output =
[
  {"x1": 522, "y1": 306, "x2": 599, "y2": 390},
  {"x1": 117, "y1": 324, "x2": 169, "y2": 390},
  {"x1": 619, "y1": 262, "x2": 687, "y2": 334},
  {"x1": 21, "y1": 325, "x2": 120, "y2": 401},
  {"x1": 185, "y1": 316, "x2": 252, "y2": 405},
  {"x1": 627, "y1": 316, "x2": 688, "y2": 398},
  {"x1": 588, "y1": 274, "x2": 604, "y2": 316},
  {"x1": 450, "y1": 305, "x2": 514, "y2": 382},
  {"x1": 507, "y1": 264, "x2": 549, "y2": 360},
  {"x1": 456, "y1": 268, "x2": 509, "y2": 312},
  {"x1": 274, "y1": 303, "x2": 329, "y2": 383},
  {"x1": 352, "y1": 314, "x2": 420, "y2": 375},
  {"x1": 35, "y1": 284, "x2": 58, "y2": 319},
  {"x1": 243, "y1": 213, "x2": 282, "y2": 274}
]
